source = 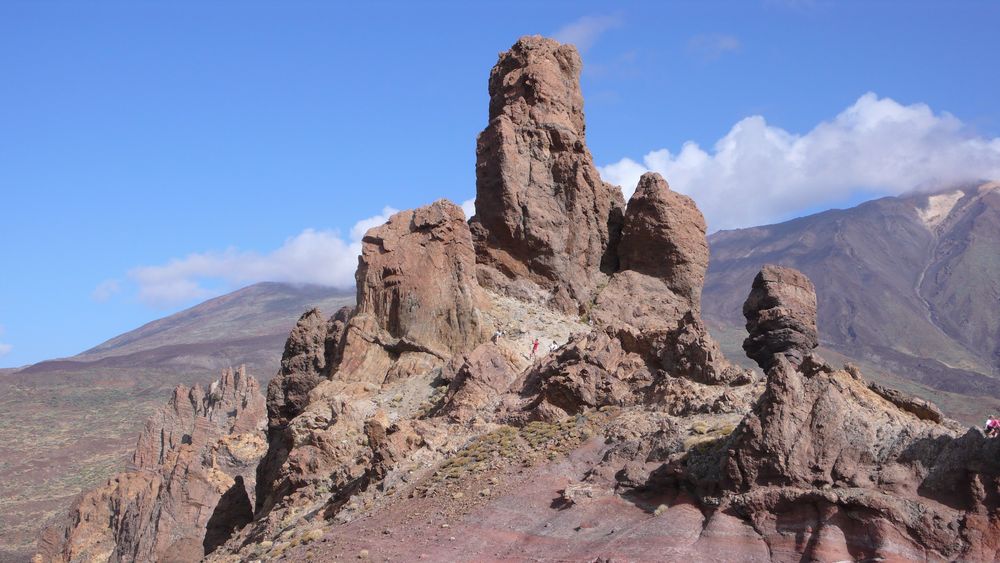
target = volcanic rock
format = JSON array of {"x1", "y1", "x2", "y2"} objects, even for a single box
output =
[
  {"x1": 38, "y1": 367, "x2": 266, "y2": 563},
  {"x1": 470, "y1": 35, "x2": 626, "y2": 314},
  {"x1": 617, "y1": 172, "x2": 710, "y2": 306},
  {"x1": 266, "y1": 308, "x2": 333, "y2": 429},
  {"x1": 340, "y1": 200, "x2": 487, "y2": 383},
  {"x1": 435, "y1": 343, "x2": 519, "y2": 423},
  {"x1": 593, "y1": 173, "x2": 745, "y2": 384},
  {"x1": 500, "y1": 331, "x2": 651, "y2": 423},
  {"x1": 256, "y1": 308, "x2": 338, "y2": 516},
  {"x1": 742, "y1": 264, "x2": 819, "y2": 372}
]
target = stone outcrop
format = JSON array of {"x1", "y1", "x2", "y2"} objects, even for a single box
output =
[
  {"x1": 594, "y1": 173, "x2": 747, "y2": 384},
  {"x1": 706, "y1": 267, "x2": 1000, "y2": 561},
  {"x1": 742, "y1": 264, "x2": 820, "y2": 372},
  {"x1": 340, "y1": 200, "x2": 488, "y2": 383},
  {"x1": 37, "y1": 367, "x2": 266, "y2": 563},
  {"x1": 501, "y1": 331, "x2": 651, "y2": 423},
  {"x1": 435, "y1": 343, "x2": 519, "y2": 423},
  {"x1": 256, "y1": 309, "x2": 337, "y2": 516},
  {"x1": 470, "y1": 35, "x2": 625, "y2": 314}
]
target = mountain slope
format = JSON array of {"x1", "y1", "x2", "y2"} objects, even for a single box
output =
[
  {"x1": 704, "y1": 182, "x2": 1000, "y2": 405},
  {"x1": 0, "y1": 283, "x2": 352, "y2": 562}
]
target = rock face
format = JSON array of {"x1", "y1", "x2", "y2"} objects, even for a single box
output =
[
  {"x1": 340, "y1": 200, "x2": 487, "y2": 383},
  {"x1": 436, "y1": 343, "x2": 519, "y2": 423},
  {"x1": 617, "y1": 172, "x2": 710, "y2": 307},
  {"x1": 742, "y1": 264, "x2": 819, "y2": 372},
  {"x1": 37, "y1": 367, "x2": 267, "y2": 563},
  {"x1": 470, "y1": 35, "x2": 625, "y2": 314},
  {"x1": 593, "y1": 173, "x2": 745, "y2": 384},
  {"x1": 256, "y1": 309, "x2": 339, "y2": 516}
]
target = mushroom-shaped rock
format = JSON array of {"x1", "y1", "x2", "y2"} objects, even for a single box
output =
[{"x1": 742, "y1": 264, "x2": 819, "y2": 372}]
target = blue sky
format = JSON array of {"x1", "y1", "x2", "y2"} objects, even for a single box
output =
[{"x1": 2, "y1": 0, "x2": 1000, "y2": 366}]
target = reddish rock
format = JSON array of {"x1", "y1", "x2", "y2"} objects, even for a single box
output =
[
  {"x1": 500, "y1": 331, "x2": 651, "y2": 423},
  {"x1": 266, "y1": 308, "x2": 331, "y2": 430},
  {"x1": 742, "y1": 264, "x2": 819, "y2": 372},
  {"x1": 340, "y1": 200, "x2": 487, "y2": 383},
  {"x1": 617, "y1": 172, "x2": 709, "y2": 308},
  {"x1": 594, "y1": 173, "x2": 746, "y2": 384},
  {"x1": 470, "y1": 35, "x2": 626, "y2": 314},
  {"x1": 38, "y1": 367, "x2": 266, "y2": 563},
  {"x1": 436, "y1": 343, "x2": 519, "y2": 423}
]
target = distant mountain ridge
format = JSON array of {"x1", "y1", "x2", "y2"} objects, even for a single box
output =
[
  {"x1": 0, "y1": 282, "x2": 352, "y2": 562},
  {"x1": 704, "y1": 181, "x2": 1000, "y2": 401}
]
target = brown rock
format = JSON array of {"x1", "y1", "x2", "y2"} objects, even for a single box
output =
[
  {"x1": 39, "y1": 367, "x2": 266, "y2": 563},
  {"x1": 617, "y1": 172, "x2": 709, "y2": 308},
  {"x1": 470, "y1": 35, "x2": 625, "y2": 314},
  {"x1": 266, "y1": 308, "x2": 332, "y2": 430},
  {"x1": 436, "y1": 343, "x2": 519, "y2": 423},
  {"x1": 256, "y1": 308, "x2": 338, "y2": 516},
  {"x1": 340, "y1": 200, "x2": 487, "y2": 383},
  {"x1": 593, "y1": 173, "x2": 746, "y2": 384},
  {"x1": 500, "y1": 331, "x2": 651, "y2": 423},
  {"x1": 742, "y1": 264, "x2": 819, "y2": 372}
]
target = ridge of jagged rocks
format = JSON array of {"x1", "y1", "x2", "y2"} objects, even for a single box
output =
[
  {"x1": 37, "y1": 367, "x2": 266, "y2": 563},
  {"x1": 42, "y1": 35, "x2": 1000, "y2": 563}
]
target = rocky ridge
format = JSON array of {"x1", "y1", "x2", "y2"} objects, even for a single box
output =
[
  {"x1": 40, "y1": 36, "x2": 1000, "y2": 562},
  {"x1": 36, "y1": 367, "x2": 266, "y2": 562}
]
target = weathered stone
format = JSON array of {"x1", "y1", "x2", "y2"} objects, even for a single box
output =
[
  {"x1": 436, "y1": 343, "x2": 519, "y2": 423},
  {"x1": 470, "y1": 35, "x2": 625, "y2": 314},
  {"x1": 742, "y1": 264, "x2": 819, "y2": 372},
  {"x1": 593, "y1": 173, "x2": 746, "y2": 384},
  {"x1": 39, "y1": 368, "x2": 266, "y2": 563},
  {"x1": 341, "y1": 200, "x2": 487, "y2": 383},
  {"x1": 617, "y1": 172, "x2": 709, "y2": 308}
]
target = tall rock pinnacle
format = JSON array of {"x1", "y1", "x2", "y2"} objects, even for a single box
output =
[
  {"x1": 470, "y1": 35, "x2": 625, "y2": 314},
  {"x1": 742, "y1": 264, "x2": 820, "y2": 372}
]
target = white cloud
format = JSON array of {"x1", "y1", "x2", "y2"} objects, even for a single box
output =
[
  {"x1": 91, "y1": 279, "x2": 121, "y2": 302},
  {"x1": 686, "y1": 33, "x2": 741, "y2": 61},
  {"x1": 129, "y1": 207, "x2": 398, "y2": 307},
  {"x1": 599, "y1": 93, "x2": 1000, "y2": 231},
  {"x1": 553, "y1": 14, "x2": 623, "y2": 52},
  {"x1": 460, "y1": 198, "x2": 476, "y2": 219}
]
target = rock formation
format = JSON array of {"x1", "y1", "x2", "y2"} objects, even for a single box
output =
[
  {"x1": 37, "y1": 367, "x2": 266, "y2": 563},
  {"x1": 742, "y1": 264, "x2": 819, "y2": 372},
  {"x1": 435, "y1": 343, "x2": 519, "y2": 423},
  {"x1": 43, "y1": 35, "x2": 1000, "y2": 563},
  {"x1": 593, "y1": 172, "x2": 746, "y2": 384},
  {"x1": 340, "y1": 200, "x2": 488, "y2": 383},
  {"x1": 470, "y1": 35, "x2": 625, "y2": 314}
]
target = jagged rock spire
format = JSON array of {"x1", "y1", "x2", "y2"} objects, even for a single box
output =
[{"x1": 470, "y1": 35, "x2": 625, "y2": 314}]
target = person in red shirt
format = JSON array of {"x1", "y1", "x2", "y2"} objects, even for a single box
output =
[{"x1": 531, "y1": 338, "x2": 539, "y2": 356}]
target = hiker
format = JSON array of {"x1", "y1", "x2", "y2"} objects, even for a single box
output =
[
  {"x1": 986, "y1": 416, "x2": 1000, "y2": 438},
  {"x1": 531, "y1": 338, "x2": 539, "y2": 356},
  {"x1": 492, "y1": 329, "x2": 502, "y2": 344}
]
